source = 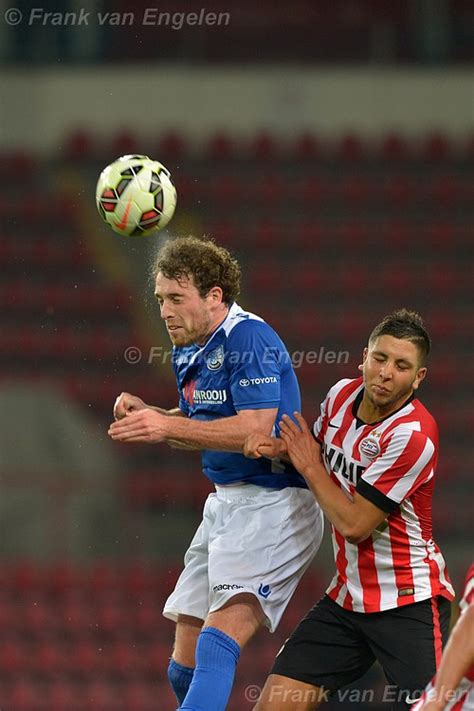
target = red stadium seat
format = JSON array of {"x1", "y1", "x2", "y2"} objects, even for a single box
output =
[
  {"x1": 64, "y1": 129, "x2": 94, "y2": 159},
  {"x1": 294, "y1": 132, "x2": 321, "y2": 159},
  {"x1": 208, "y1": 173, "x2": 244, "y2": 205},
  {"x1": 207, "y1": 132, "x2": 234, "y2": 159},
  {"x1": 111, "y1": 130, "x2": 140, "y2": 156},
  {"x1": 298, "y1": 176, "x2": 329, "y2": 205},
  {"x1": 46, "y1": 680, "x2": 82, "y2": 711},
  {"x1": 255, "y1": 173, "x2": 285, "y2": 205},
  {"x1": 424, "y1": 132, "x2": 451, "y2": 160},
  {"x1": 251, "y1": 131, "x2": 278, "y2": 160},
  {"x1": 383, "y1": 174, "x2": 416, "y2": 207},
  {"x1": 339, "y1": 175, "x2": 376, "y2": 205},
  {"x1": 425, "y1": 174, "x2": 460, "y2": 207},
  {"x1": 5, "y1": 680, "x2": 39, "y2": 710},
  {"x1": 380, "y1": 132, "x2": 410, "y2": 161},
  {"x1": 338, "y1": 132, "x2": 364, "y2": 160},
  {"x1": 253, "y1": 219, "x2": 285, "y2": 249},
  {"x1": 157, "y1": 131, "x2": 187, "y2": 159},
  {"x1": 0, "y1": 639, "x2": 29, "y2": 674}
]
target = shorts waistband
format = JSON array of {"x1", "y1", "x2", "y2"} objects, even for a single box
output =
[{"x1": 214, "y1": 483, "x2": 268, "y2": 500}]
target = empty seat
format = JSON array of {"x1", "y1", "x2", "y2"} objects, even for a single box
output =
[
  {"x1": 207, "y1": 132, "x2": 234, "y2": 159},
  {"x1": 380, "y1": 132, "x2": 410, "y2": 161}
]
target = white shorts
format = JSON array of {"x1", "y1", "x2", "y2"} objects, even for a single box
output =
[{"x1": 163, "y1": 483, "x2": 323, "y2": 633}]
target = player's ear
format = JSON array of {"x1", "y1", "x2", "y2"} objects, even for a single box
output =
[
  {"x1": 207, "y1": 286, "x2": 224, "y2": 304},
  {"x1": 413, "y1": 367, "x2": 427, "y2": 390},
  {"x1": 358, "y1": 347, "x2": 368, "y2": 371}
]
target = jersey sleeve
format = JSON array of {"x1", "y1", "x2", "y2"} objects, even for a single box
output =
[
  {"x1": 227, "y1": 321, "x2": 282, "y2": 411},
  {"x1": 356, "y1": 427, "x2": 436, "y2": 514},
  {"x1": 312, "y1": 390, "x2": 330, "y2": 443}
]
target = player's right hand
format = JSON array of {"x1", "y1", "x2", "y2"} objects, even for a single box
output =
[
  {"x1": 244, "y1": 433, "x2": 282, "y2": 459},
  {"x1": 113, "y1": 392, "x2": 147, "y2": 420}
]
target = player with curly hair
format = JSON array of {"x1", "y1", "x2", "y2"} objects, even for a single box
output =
[{"x1": 109, "y1": 236, "x2": 323, "y2": 711}]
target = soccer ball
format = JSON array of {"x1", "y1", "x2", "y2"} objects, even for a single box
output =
[{"x1": 96, "y1": 154, "x2": 177, "y2": 236}]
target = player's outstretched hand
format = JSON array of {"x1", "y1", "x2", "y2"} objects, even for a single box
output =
[
  {"x1": 108, "y1": 409, "x2": 170, "y2": 443},
  {"x1": 279, "y1": 412, "x2": 321, "y2": 478},
  {"x1": 113, "y1": 392, "x2": 147, "y2": 420},
  {"x1": 244, "y1": 433, "x2": 284, "y2": 459}
]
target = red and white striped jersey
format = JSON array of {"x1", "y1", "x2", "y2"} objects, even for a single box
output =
[
  {"x1": 459, "y1": 563, "x2": 474, "y2": 614},
  {"x1": 313, "y1": 376, "x2": 454, "y2": 613},
  {"x1": 412, "y1": 564, "x2": 474, "y2": 711}
]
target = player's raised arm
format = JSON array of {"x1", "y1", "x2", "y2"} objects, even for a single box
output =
[{"x1": 113, "y1": 391, "x2": 185, "y2": 420}]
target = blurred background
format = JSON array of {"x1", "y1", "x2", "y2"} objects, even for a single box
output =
[{"x1": 0, "y1": 0, "x2": 473, "y2": 709}]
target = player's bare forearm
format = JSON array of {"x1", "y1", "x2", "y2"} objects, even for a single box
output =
[
  {"x1": 162, "y1": 412, "x2": 274, "y2": 452},
  {"x1": 151, "y1": 406, "x2": 185, "y2": 417},
  {"x1": 166, "y1": 438, "x2": 200, "y2": 450},
  {"x1": 108, "y1": 407, "x2": 277, "y2": 450}
]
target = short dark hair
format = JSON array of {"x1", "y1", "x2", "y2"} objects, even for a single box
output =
[
  {"x1": 368, "y1": 309, "x2": 431, "y2": 364},
  {"x1": 153, "y1": 235, "x2": 241, "y2": 305}
]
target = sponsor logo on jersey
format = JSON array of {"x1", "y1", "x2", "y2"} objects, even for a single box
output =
[
  {"x1": 213, "y1": 584, "x2": 244, "y2": 592},
  {"x1": 206, "y1": 345, "x2": 225, "y2": 371},
  {"x1": 239, "y1": 376, "x2": 278, "y2": 387},
  {"x1": 323, "y1": 443, "x2": 366, "y2": 486},
  {"x1": 258, "y1": 583, "x2": 272, "y2": 599},
  {"x1": 359, "y1": 436, "x2": 382, "y2": 460},
  {"x1": 193, "y1": 388, "x2": 228, "y2": 405},
  {"x1": 183, "y1": 380, "x2": 228, "y2": 406}
]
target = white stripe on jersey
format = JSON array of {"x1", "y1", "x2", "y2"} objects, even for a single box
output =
[
  {"x1": 388, "y1": 438, "x2": 435, "y2": 503},
  {"x1": 401, "y1": 498, "x2": 437, "y2": 601}
]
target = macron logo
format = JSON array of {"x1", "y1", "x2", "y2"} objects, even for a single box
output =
[{"x1": 258, "y1": 583, "x2": 272, "y2": 599}]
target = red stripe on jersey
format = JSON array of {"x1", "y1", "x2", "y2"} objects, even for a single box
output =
[
  {"x1": 332, "y1": 527, "x2": 351, "y2": 607},
  {"x1": 342, "y1": 588, "x2": 353, "y2": 610},
  {"x1": 331, "y1": 378, "x2": 362, "y2": 420},
  {"x1": 451, "y1": 690, "x2": 469, "y2": 711},
  {"x1": 461, "y1": 564, "x2": 474, "y2": 608},
  {"x1": 358, "y1": 536, "x2": 381, "y2": 610},
  {"x1": 333, "y1": 399, "x2": 357, "y2": 450},
  {"x1": 373, "y1": 429, "x2": 427, "y2": 497},
  {"x1": 431, "y1": 597, "x2": 443, "y2": 667},
  {"x1": 387, "y1": 512, "x2": 415, "y2": 606}
]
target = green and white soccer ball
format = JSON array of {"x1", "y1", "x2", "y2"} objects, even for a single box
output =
[{"x1": 96, "y1": 154, "x2": 177, "y2": 236}]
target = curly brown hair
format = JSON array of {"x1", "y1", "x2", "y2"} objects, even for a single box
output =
[{"x1": 153, "y1": 235, "x2": 241, "y2": 305}]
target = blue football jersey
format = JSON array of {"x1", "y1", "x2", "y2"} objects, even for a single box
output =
[{"x1": 172, "y1": 302, "x2": 307, "y2": 489}]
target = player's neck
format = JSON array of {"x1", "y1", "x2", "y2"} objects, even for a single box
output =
[
  {"x1": 196, "y1": 305, "x2": 230, "y2": 346},
  {"x1": 357, "y1": 390, "x2": 413, "y2": 425}
]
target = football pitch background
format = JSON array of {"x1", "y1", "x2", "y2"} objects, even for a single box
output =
[{"x1": 0, "y1": 3, "x2": 472, "y2": 709}]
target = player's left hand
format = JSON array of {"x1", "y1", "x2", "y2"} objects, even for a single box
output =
[
  {"x1": 279, "y1": 412, "x2": 321, "y2": 478},
  {"x1": 108, "y1": 409, "x2": 170, "y2": 443}
]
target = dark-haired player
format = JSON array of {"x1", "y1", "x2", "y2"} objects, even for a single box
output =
[
  {"x1": 245, "y1": 309, "x2": 454, "y2": 710},
  {"x1": 108, "y1": 236, "x2": 323, "y2": 711}
]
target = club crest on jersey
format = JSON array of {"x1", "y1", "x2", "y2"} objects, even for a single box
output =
[
  {"x1": 359, "y1": 435, "x2": 381, "y2": 460},
  {"x1": 206, "y1": 345, "x2": 225, "y2": 371}
]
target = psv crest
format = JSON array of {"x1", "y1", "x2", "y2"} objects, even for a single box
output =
[
  {"x1": 359, "y1": 433, "x2": 381, "y2": 460},
  {"x1": 206, "y1": 345, "x2": 225, "y2": 371}
]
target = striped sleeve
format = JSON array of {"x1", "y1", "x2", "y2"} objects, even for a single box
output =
[
  {"x1": 312, "y1": 391, "x2": 330, "y2": 443},
  {"x1": 357, "y1": 427, "x2": 436, "y2": 506}
]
